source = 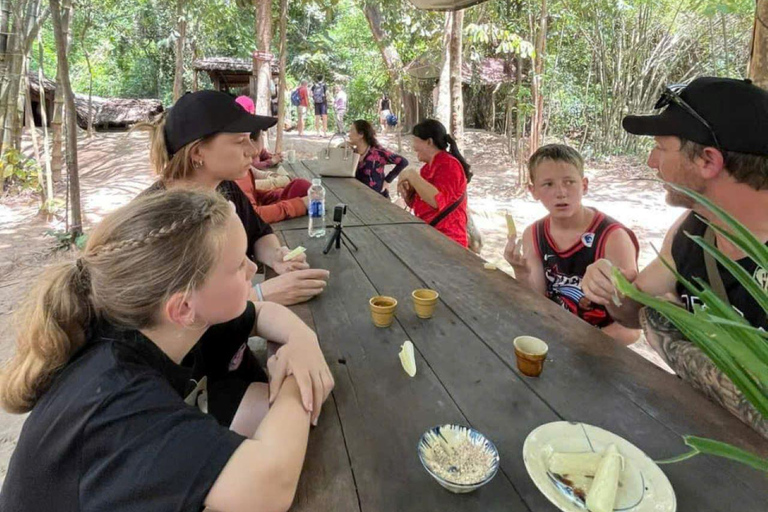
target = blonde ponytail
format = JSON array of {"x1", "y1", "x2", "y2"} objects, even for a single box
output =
[
  {"x1": 0, "y1": 190, "x2": 232, "y2": 413},
  {"x1": 132, "y1": 112, "x2": 206, "y2": 183},
  {"x1": 0, "y1": 262, "x2": 92, "y2": 413}
]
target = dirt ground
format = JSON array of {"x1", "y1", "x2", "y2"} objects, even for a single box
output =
[{"x1": 0, "y1": 128, "x2": 677, "y2": 481}]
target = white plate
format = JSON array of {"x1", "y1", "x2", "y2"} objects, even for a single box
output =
[{"x1": 523, "y1": 421, "x2": 676, "y2": 512}]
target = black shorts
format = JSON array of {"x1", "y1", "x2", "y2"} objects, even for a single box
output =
[{"x1": 314, "y1": 102, "x2": 327, "y2": 116}]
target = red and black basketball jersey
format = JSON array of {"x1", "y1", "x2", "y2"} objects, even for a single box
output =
[{"x1": 532, "y1": 209, "x2": 639, "y2": 328}]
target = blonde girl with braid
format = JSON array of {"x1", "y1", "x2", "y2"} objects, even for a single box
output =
[{"x1": 0, "y1": 190, "x2": 328, "y2": 512}]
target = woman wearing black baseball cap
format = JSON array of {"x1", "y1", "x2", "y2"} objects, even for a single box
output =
[
  {"x1": 135, "y1": 91, "x2": 333, "y2": 430},
  {"x1": 138, "y1": 90, "x2": 328, "y2": 305}
]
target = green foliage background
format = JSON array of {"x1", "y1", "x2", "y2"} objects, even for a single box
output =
[{"x1": 27, "y1": 0, "x2": 758, "y2": 154}]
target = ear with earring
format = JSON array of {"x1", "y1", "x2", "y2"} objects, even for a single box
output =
[{"x1": 193, "y1": 160, "x2": 203, "y2": 169}]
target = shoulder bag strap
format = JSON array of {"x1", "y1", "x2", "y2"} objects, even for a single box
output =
[
  {"x1": 429, "y1": 192, "x2": 467, "y2": 228},
  {"x1": 703, "y1": 226, "x2": 730, "y2": 306}
]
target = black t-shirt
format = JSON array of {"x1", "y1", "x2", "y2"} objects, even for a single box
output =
[
  {"x1": 672, "y1": 211, "x2": 768, "y2": 329},
  {"x1": 183, "y1": 301, "x2": 268, "y2": 425},
  {"x1": 0, "y1": 320, "x2": 246, "y2": 512},
  {"x1": 142, "y1": 180, "x2": 273, "y2": 262}
]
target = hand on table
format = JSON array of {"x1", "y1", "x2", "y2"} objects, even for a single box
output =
[
  {"x1": 272, "y1": 246, "x2": 310, "y2": 274},
  {"x1": 267, "y1": 330, "x2": 334, "y2": 426},
  {"x1": 260, "y1": 269, "x2": 330, "y2": 306}
]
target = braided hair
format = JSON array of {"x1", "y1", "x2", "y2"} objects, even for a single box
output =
[{"x1": 0, "y1": 190, "x2": 232, "y2": 413}]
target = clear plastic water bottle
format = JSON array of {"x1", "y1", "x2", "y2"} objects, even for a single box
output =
[{"x1": 308, "y1": 178, "x2": 326, "y2": 238}]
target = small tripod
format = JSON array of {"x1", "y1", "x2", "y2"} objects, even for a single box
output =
[{"x1": 323, "y1": 222, "x2": 358, "y2": 254}]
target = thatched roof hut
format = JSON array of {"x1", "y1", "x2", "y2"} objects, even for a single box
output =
[
  {"x1": 25, "y1": 73, "x2": 164, "y2": 130},
  {"x1": 74, "y1": 96, "x2": 164, "y2": 130},
  {"x1": 403, "y1": 53, "x2": 517, "y2": 84},
  {"x1": 193, "y1": 57, "x2": 280, "y2": 93}
]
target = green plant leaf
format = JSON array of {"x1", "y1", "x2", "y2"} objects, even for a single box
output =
[{"x1": 683, "y1": 436, "x2": 768, "y2": 473}]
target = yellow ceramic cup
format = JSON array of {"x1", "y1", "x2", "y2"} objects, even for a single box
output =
[
  {"x1": 412, "y1": 289, "x2": 439, "y2": 319},
  {"x1": 369, "y1": 296, "x2": 398, "y2": 328},
  {"x1": 513, "y1": 335, "x2": 549, "y2": 377}
]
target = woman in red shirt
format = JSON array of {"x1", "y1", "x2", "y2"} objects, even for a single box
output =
[{"x1": 397, "y1": 119, "x2": 472, "y2": 247}]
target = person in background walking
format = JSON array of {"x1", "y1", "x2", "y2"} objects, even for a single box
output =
[
  {"x1": 311, "y1": 76, "x2": 329, "y2": 137},
  {"x1": 378, "y1": 94, "x2": 392, "y2": 133},
  {"x1": 333, "y1": 85, "x2": 347, "y2": 135},
  {"x1": 297, "y1": 80, "x2": 310, "y2": 136}
]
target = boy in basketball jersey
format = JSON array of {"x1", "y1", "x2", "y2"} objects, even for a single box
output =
[{"x1": 504, "y1": 144, "x2": 641, "y2": 344}]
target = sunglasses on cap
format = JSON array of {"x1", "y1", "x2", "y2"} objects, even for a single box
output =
[{"x1": 654, "y1": 83, "x2": 723, "y2": 152}]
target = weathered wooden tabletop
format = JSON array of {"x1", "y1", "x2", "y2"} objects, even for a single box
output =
[{"x1": 273, "y1": 161, "x2": 768, "y2": 512}]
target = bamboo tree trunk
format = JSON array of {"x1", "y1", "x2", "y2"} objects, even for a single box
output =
[
  {"x1": 80, "y1": 14, "x2": 94, "y2": 136},
  {"x1": 38, "y1": 33, "x2": 53, "y2": 207},
  {"x1": 51, "y1": 79, "x2": 63, "y2": 181},
  {"x1": 0, "y1": 0, "x2": 23, "y2": 156},
  {"x1": 530, "y1": 0, "x2": 547, "y2": 156},
  {"x1": 23, "y1": 74, "x2": 43, "y2": 193},
  {"x1": 50, "y1": 0, "x2": 82, "y2": 237},
  {"x1": 449, "y1": 9, "x2": 463, "y2": 143},
  {"x1": 172, "y1": 0, "x2": 186, "y2": 102},
  {"x1": 515, "y1": 52, "x2": 525, "y2": 188},
  {"x1": 436, "y1": 12, "x2": 452, "y2": 128},
  {"x1": 275, "y1": 0, "x2": 287, "y2": 152},
  {"x1": 749, "y1": 0, "x2": 768, "y2": 90},
  {"x1": 0, "y1": 0, "x2": 10, "y2": 55},
  {"x1": 252, "y1": 0, "x2": 272, "y2": 116},
  {"x1": 191, "y1": 39, "x2": 199, "y2": 91}
]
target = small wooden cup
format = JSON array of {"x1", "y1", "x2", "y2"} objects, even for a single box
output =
[
  {"x1": 412, "y1": 289, "x2": 439, "y2": 319},
  {"x1": 369, "y1": 296, "x2": 398, "y2": 328},
  {"x1": 513, "y1": 336, "x2": 549, "y2": 377}
]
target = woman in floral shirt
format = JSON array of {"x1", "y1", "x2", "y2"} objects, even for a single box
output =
[{"x1": 348, "y1": 120, "x2": 408, "y2": 198}]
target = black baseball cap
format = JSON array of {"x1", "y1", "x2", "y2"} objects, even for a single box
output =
[
  {"x1": 623, "y1": 77, "x2": 768, "y2": 155},
  {"x1": 164, "y1": 90, "x2": 277, "y2": 155}
]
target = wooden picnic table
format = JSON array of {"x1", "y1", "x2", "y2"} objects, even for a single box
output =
[{"x1": 273, "y1": 161, "x2": 768, "y2": 512}]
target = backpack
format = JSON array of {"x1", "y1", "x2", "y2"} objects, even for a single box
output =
[
  {"x1": 312, "y1": 84, "x2": 326, "y2": 104},
  {"x1": 290, "y1": 89, "x2": 301, "y2": 106}
]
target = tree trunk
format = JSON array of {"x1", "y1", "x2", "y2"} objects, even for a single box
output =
[
  {"x1": 436, "y1": 12, "x2": 452, "y2": 127},
  {"x1": 50, "y1": 0, "x2": 82, "y2": 237},
  {"x1": 51, "y1": 81, "x2": 63, "y2": 181},
  {"x1": 275, "y1": 0, "x2": 287, "y2": 152},
  {"x1": 749, "y1": 0, "x2": 768, "y2": 90},
  {"x1": 530, "y1": 0, "x2": 547, "y2": 156},
  {"x1": 79, "y1": 12, "x2": 94, "y2": 136},
  {"x1": 3, "y1": 0, "x2": 46, "y2": 152},
  {"x1": 0, "y1": 0, "x2": 10, "y2": 55},
  {"x1": 252, "y1": 0, "x2": 272, "y2": 116},
  {"x1": 0, "y1": 0, "x2": 23, "y2": 156},
  {"x1": 191, "y1": 39, "x2": 199, "y2": 91},
  {"x1": 362, "y1": 2, "x2": 416, "y2": 131},
  {"x1": 515, "y1": 52, "x2": 526, "y2": 188},
  {"x1": 38, "y1": 34, "x2": 53, "y2": 207},
  {"x1": 449, "y1": 9, "x2": 464, "y2": 143},
  {"x1": 172, "y1": 0, "x2": 186, "y2": 102}
]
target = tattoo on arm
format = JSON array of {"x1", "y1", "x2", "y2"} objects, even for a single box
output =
[{"x1": 641, "y1": 308, "x2": 768, "y2": 439}]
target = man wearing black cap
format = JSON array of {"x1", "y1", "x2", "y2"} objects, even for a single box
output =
[{"x1": 582, "y1": 77, "x2": 768, "y2": 436}]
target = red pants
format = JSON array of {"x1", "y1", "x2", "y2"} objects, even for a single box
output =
[{"x1": 255, "y1": 178, "x2": 312, "y2": 205}]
